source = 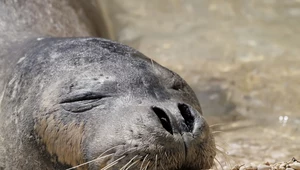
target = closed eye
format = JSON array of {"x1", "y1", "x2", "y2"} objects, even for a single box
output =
[
  {"x1": 59, "y1": 92, "x2": 111, "y2": 113},
  {"x1": 60, "y1": 92, "x2": 109, "y2": 104}
]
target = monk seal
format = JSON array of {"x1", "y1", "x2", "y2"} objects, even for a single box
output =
[{"x1": 0, "y1": 37, "x2": 216, "y2": 170}]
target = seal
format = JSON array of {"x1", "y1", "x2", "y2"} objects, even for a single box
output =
[{"x1": 0, "y1": 37, "x2": 216, "y2": 170}]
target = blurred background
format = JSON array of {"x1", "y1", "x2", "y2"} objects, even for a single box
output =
[
  {"x1": 91, "y1": 0, "x2": 300, "y2": 168},
  {"x1": 2, "y1": 0, "x2": 300, "y2": 168},
  {"x1": 91, "y1": 0, "x2": 300, "y2": 167}
]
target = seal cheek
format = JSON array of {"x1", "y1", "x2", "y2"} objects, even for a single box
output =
[{"x1": 34, "y1": 114, "x2": 86, "y2": 168}]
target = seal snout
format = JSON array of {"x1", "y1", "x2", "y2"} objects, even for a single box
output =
[
  {"x1": 149, "y1": 103, "x2": 215, "y2": 169},
  {"x1": 151, "y1": 103, "x2": 197, "y2": 135}
]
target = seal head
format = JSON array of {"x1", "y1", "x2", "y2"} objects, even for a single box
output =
[{"x1": 0, "y1": 38, "x2": 215, "y2": 170}]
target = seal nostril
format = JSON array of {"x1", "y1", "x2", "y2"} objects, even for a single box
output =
[
  {"x1": 151, "y1": 107, "x2": 173, "y2": 135},
  {"x1": 178, "y1": 103, "x2": 194, "y2": 132}
]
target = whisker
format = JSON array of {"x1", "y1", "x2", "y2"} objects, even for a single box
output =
[
  {"x1": 140, "y1": 154, "x2": 149, "y2": 170},
  {"x1": 155, "y1": 154, "x2": 158, "y2": 170},
  {"x1": 216, "y1": 145, "x2": 227, "y2": 153},
  {"x1": 66, "y1": 154, "x2": 111, "y2": 170},
  {"x1": 216, "y1": 146, "x2": 228, "y2": 156},
  {"x1": 144, "y1": 161, "x2": 150, "y2": 170},
  {"x1": 210, "y1": 123, "x2": 226, "y2": 128},
  {"x1": 212, "y1": 131, "x2": 223, "y2": 134},
  {"x1": 216, "y1": 141, "x2": 230, "y2": 149},
  {"x1": 101, "y1": 155, "x2": 126, "y2": 170},
  {"x1": 125, "y1": 160, "x2": 140, "y2": 170},
  {"x1": 120, "y1": 155, "x2": 139, "y2": 170},
  {"x1": 215, "y1": 143, "x2": 235, "y2": 168},
  {"x1": 214, "y1": 157, "x2": 224, "y2": 170},
  {"x1": 216, "y1": 148, "x2": 233, "y2": 169},
  {"x1": 164, "y1": 152, "x2": 171, "y2": 163},
  {"x1": 213, "y1": 160, "x2": 219, "y2": 170},
  {"x1": 118, "y1": 147, "x2": 141, "y2": 156},
  {"x1": 161, "y1": 159, "x2": 166, "y2": 170},
  {"x1": 66, "y1": 145, "x2": 119, "y2": 170},
  {"x1": 151, "y1": 59, "x2": 155, "y2": 70}
]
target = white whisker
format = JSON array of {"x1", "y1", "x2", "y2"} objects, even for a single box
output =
[
  {"x1": 120, "y1": 155, "x2": 138, "y2": 170},
  {"x1": 140, "y1": 154, "x2": 148, "y2": 170},
  {"x1": 101, "y1": 155, "x2": 126, "y2": 170},
  {"x1": 66, "y1": 145, "x2": 119, "y2": 170},
  {"x1": 125, "y1": 160, "x2": 139, "y2": 170}
]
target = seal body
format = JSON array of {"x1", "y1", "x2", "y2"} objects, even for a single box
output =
[{"x1": 0, "y1": 37, "x2": 216, "y2": 170}]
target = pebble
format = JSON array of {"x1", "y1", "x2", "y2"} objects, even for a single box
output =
[
  {"x1": 231, "y1": 158, "x2": 300, "y2": 170},
  {"x1": 239, "y1": 165, "x2": 257, "y2": 170},
  {"x1": 257, "y1": 164, "x2": 272, "y2": 170},
  {"x1": 289, "y1": 162, "x2": 300, "y2": 170}
]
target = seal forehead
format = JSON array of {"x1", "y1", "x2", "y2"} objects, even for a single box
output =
[{"x1": 20, "y1": 38, "x2": 173, "y2": 85}]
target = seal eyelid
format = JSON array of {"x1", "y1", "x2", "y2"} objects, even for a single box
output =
[{"x1": 60, "y1": 92, "x2": 110, "y2": 104}]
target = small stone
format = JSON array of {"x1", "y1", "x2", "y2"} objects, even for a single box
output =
[
  {"x1": 232, "y1": 165, "x2": 243, "y2": 170},
  {"x1": 264, "y1": 162, "x2": 271, "y2": 166},
  {"x1": 271, "y1": 162, "x2": 281, "y2": 170},
  {"x1": 257, "y1": 164, "x2": 271, "y2": 170},
  {"x1": 239, "y1": 165, "x2": 247, "y2": 170},
  {"x1": 239, "y1": 165, "x2": 257, "y2": 170},
  {"x1": 279, "y1": 163, "x2": 287, "y2": 169},
  {"x1": 290, "y1": 162, "x2": 300, "y2": 170}
]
